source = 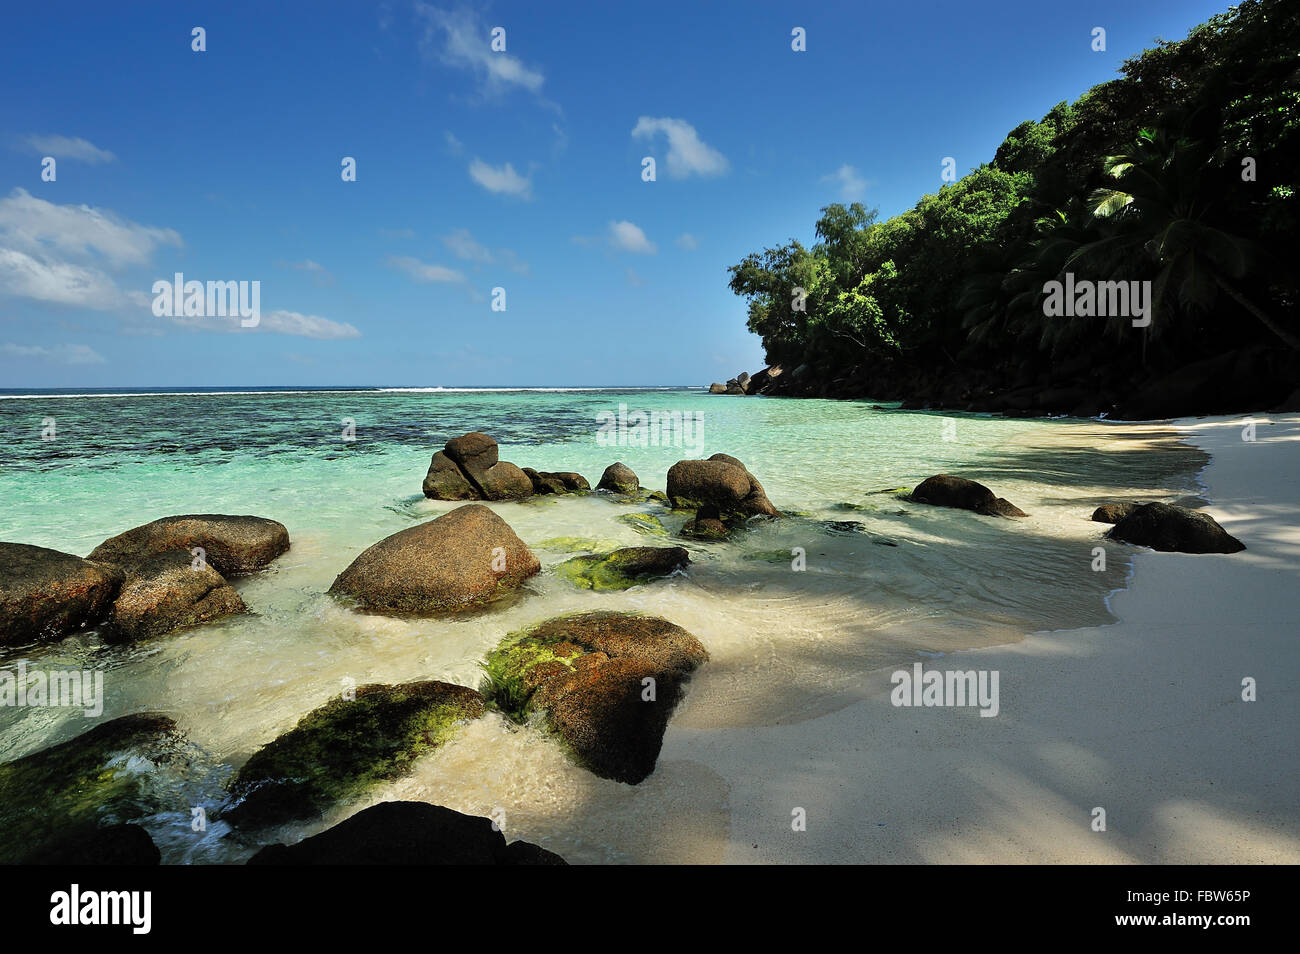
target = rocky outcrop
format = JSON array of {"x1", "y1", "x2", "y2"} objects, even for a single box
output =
[
  {"x1": 556, "y1": 546, "x2": 690, "y2": 590},
  {"x1": 1091, "y1": 502, "x2": 1141, "y2": 524},
  {"x1": 666, "y1": 454, "x2": 780, "y2": 518},
  {"x1": 107, "y1": 550, "x2": 246, "y2": 641},
  {"x1": 481, "y1": 611, "x2": 707, "y2": 784},
  {"x1": 225, "y1": 681, "x2": 485, "y2": 828},
  {"x1": 329, "y1": 504, "x2": 540, "y2": 615},
  {"x1": 88, "y1": 515, "x2": 289, "y2": 576},
  {"x1": 910, "y1": 475, "x2": 1028, "y2": 518},
  {"x1": 596, "y1": 462, "x2": 639, "y2": 495},
  {"x1": 707, "y1": 366, "x2": 782, "y2": 396},
  {"x1": 681, "y1": 505, "x2": 729, "y2": 539},
  {"x1": 0, "y1": 543, "x2": 124, "y2": 644},
  {"x1": 708, "y1": 383, "x2": 727, "y2": 394},
  {"x1": 1106, "y1": 502, "x2": 1246, "y2": 553},
  {"x1": 0, "y1": 713, "x2": 184, "y2": 864},
  {"x1": 522, "y1": 468, "x2": 590, "y2": 495},
  {"x1": 423, "y1": 432, "x2": 533, "y2": 500},
  {"x1": 247, "y1": 801, "x2": 566, "y2": 865}
]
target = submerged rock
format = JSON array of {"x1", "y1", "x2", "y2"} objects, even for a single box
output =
[
  {"x1": 247, "y1": 801, "x2": 566, "y2": 865},
  {"x1": 226, "y1": 681, "x2": 485, "y2": 828},
  {"x1": 88, "y1": 514, "x2": 290, "y2": 576},
  {"x1": 522, "y1": 468, "x2": 590, "y2": 495},
  {"x1": 0, "y1": 713, "x2": 183, "y2": 863},
  {"x1": 0, "y1": 543, "x2": 124, "y2": 645},
  {"x1": 107, "y1": 550, "x2": 246, "y2": 641},
  {"x1": 423, "y1": 432, "x2": 533, "y2": 500},
  {"x1": 1106, "y1": 502, "x2": 1245, "y2": 554},
  {"x1": 596, "y1": 462, "x2": 640, "y2": 495},
  {"x1": 667, "y1": 454, "x2": 780, "y2": 518},
  {"x1": 557, "y1": 546, "x2": 689, "y2": 590},
  {"x1": 1091, "y1": 502, "x2": 1140, "y2": 524},
  {"x1": 481, "y1": 611, "x2": 707, "y2": 784},
  {"x1": 616, "y1": 512, "x2": 671, "y2": 536},
  {"x1": 680, "y1": 504, "x2": 730, "y2": 539},
  {"x1": 910, "y1": 475, "x2": 1028, "y2": 518},
  {"x1": 329, "y1": 504, "x2": 540, "y2": 615}
]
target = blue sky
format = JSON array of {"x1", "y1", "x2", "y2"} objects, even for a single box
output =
[{"x1": 0, "y1": 0, "x2": 1229, "y2": 388}]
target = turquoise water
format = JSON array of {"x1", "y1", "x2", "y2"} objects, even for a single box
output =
[{"x1": 0, "y1": 387, "x2": 1205, "y2": 862}]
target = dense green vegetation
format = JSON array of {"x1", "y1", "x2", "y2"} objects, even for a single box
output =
[{"x1": 729, "y1": 0, "x2": 1299, "y2": 413}]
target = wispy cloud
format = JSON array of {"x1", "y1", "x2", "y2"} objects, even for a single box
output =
[
  {"x1": 387, "y1": 255, "x2": 467, "y2": 284},
  {"x1": 276, "y1": 258, "x2": 334, "y2": 285},
  {"x1": 415, "y1": 5, "x2": 547, "y2": 99},
  {"x1": 167, "y1": 310, "x2": 361, "y2": 340},
  {"x1": 609, "y1": 220, "x2": 656, "y2": 254},
  {"x1": 631, "y1": 117, "x2": 729, "y2": 179},
  {"x1": 820, "y1": 163, "x2": 869, "y2": 201},
  {"x1": 0, "y1": 342, "x2": 105, "y2": 364},
  {"x1": 676, "y1": 232, "x2": 700, "y2": 251},
  {"x1": 468, "y1": 158, "x2": 532, "y2": 198},
  {"x1": 0, "y1": 189, "x2": 181, "y2": 309},
  {"x1": 17, "y1": 134, "x2": 116, "y2": 164},
  {"x1": 442, "y1": 228, "x2": 493, "y2": 262}
]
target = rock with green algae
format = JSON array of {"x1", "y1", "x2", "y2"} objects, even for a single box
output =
[
  {"x1": 532, "y1": 536, "x2": 622, "y2": 553},
  {"x1": 480, "y1": 611, "x2": 707, "y2": 784},
  {"x1": 225, "y1": 680, "x2": 485, "y2": 828},
  {"x1": 616, "y1": 512, "x2": 671, "y2": 536},
  {"x1": 556, "y1": 546, "x2": 690, "y2": 590},
  {"x1": 0, "y1": 713, "x2": 185, "y2": 864}
]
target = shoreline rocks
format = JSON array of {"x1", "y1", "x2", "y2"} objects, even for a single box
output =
[
  {"x1": 910, "y1": 475, "x2": 1028, "y2": 518},
  {"x1": 596, "y1": 462, "x2": 639, "y2": 495},
  {"x1": 423, "y1": 432, "x2": 533, "y2": 500},
  {"x1": 523, "y1": 468, "x2": 590, "y2": 495},
  {"x1": 667, "y1": 454, "x2": 780, "y2": 519},
  {"x1": 329, "y1": 504, "x2": 540, "y2": 615},
  {"x1": 0, "y1": 543, "x2": 124, "y2": 645},
  {"x1": 481, "y1": 611, "x2": 707, "y2": 784},
  {"x1": 1106, "y1": 502, "x2": 1246, "y2": 553},
  {"x1": 247, "y1": 801, "x2": 565, "y2": 865},
  {"x1": 107, "y1": 550, "x2": 247, "y2": 641},
  {"x1": 1091, "y1": 502, "x2": 1141, "y2": 524},
  {"x1": 88, "y1": 514, "x2": 290, "y2": 576},
  {"x1": 225, "y1": 681, "x2": 485, "y2": 828},
  {"x1": 557, "y1": 546, "x2": 690, "y2": 590}
]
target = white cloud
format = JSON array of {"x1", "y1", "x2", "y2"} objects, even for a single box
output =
[
  {"x1": 416, "y1": 5, "x2": 546, "y2": 97},
  {"x1": 387, "y1": 255, "x2": 467, "y2": 283},
  {"x1": 821, "y1": 164, "x2": 868, "y2": 200},
  {"x1": 0, "y1": 342, "x2": 106, "y2": 364},
  {"x1": 0, "y1": 188, "x2": 181, "y2": 269},
  {"x1": 442, "y1": 228, "x2": 493, "y2": 262},
  {"x1": 0, "y1": 248, "x2": 122, "y2": 308},
  {"x1": 631, "y1": 117, "x2": 729, "y2": 179},
  {"x1": 625, "y1": 268, "x2": 645, "y2": 287},
  {"x1": 18, "y1": 134, "x2": 115, "y2": 164},
  {"x1": 609, "y1": 221, "x2": 656, "y2": 255},
  {"x1": 444, "y1": 131, "x2": 464, "y2": 154},
  {"x1": 166, "y1": 310, "x2": 361, "y2": 340},
  {"x1": 676, "y1": 232, "x2": 700, "y2": 251},
  {"x1": 468, "y1": 158, "x2": 532, "y2": 198}
]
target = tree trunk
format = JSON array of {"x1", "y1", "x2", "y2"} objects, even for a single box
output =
[{"x1": 1218, "y1": 278, "x2": 1300, "y2": 352}]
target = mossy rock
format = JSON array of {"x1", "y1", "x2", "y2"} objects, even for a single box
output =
[
  {"x1": 556, "y1": 546, "x2": 689, "y2": 591},
  {"x1": 616, "y1": 512, "x2": 670, "y2": 536},
  {"x1": 0, "y1": 713, "x2": 184, "y2": 864},
  {"x1": 225, "y1": 681, "x2": 485, "y2": 828},
  {"x1": 742, "y1": 548, "x2": 796, "y2": 563},
  {"x1": 479, "y1": 611, "x2": 707, "y2": 783}
]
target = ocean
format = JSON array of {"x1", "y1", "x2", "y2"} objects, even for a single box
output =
[{"x1": 0, "y1": 387, "x2": 1206, "y2": 862}]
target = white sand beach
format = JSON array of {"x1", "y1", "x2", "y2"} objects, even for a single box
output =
[{"x1": 660, "y1": 413, "x2": 1300, "y2": 864}]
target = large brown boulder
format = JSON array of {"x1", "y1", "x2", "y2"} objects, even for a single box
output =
[
  {"x1": 910, "y1": 475, "x2": 1028, "y2": 518},
  {"x1": 423, "y1": 433, "x2": 534, "y2": 500},
  {"x1": 0, "y1": 543, "x2": 124, "y2": 645},
  {"x1": 107, "y1": 550, "x2": 246, "y2": 641},
  {"x1": 88, "y1": 515, "x2": 289, "y2": 576},
  {"x1": 247, "y1": 801, "x2": 565, "y2": 865},
  {"x1": 666, "y1": 454, "x2": 780, "y2": 517},
  {"x1": 482, "y1": 611, "x2": 708, "y2": 784},
  {"x1": 329, "y1": 504, "x2": 540, "y2": 614},
  {"x1": 1106, "y1": 502, "x2": 1245, "y2": 554},
  {"x1": 596, "y1": 462, "x2": 639, "y2": 494}
]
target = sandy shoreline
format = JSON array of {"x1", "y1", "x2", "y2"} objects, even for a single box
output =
[{"x1": 660, "y1": 413, "x2": 1300, "y2": 863}]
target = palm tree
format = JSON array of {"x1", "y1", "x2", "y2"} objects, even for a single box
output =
[{"x1": 1081, "y1": 127, "x2": 1300, "y2": 351}]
